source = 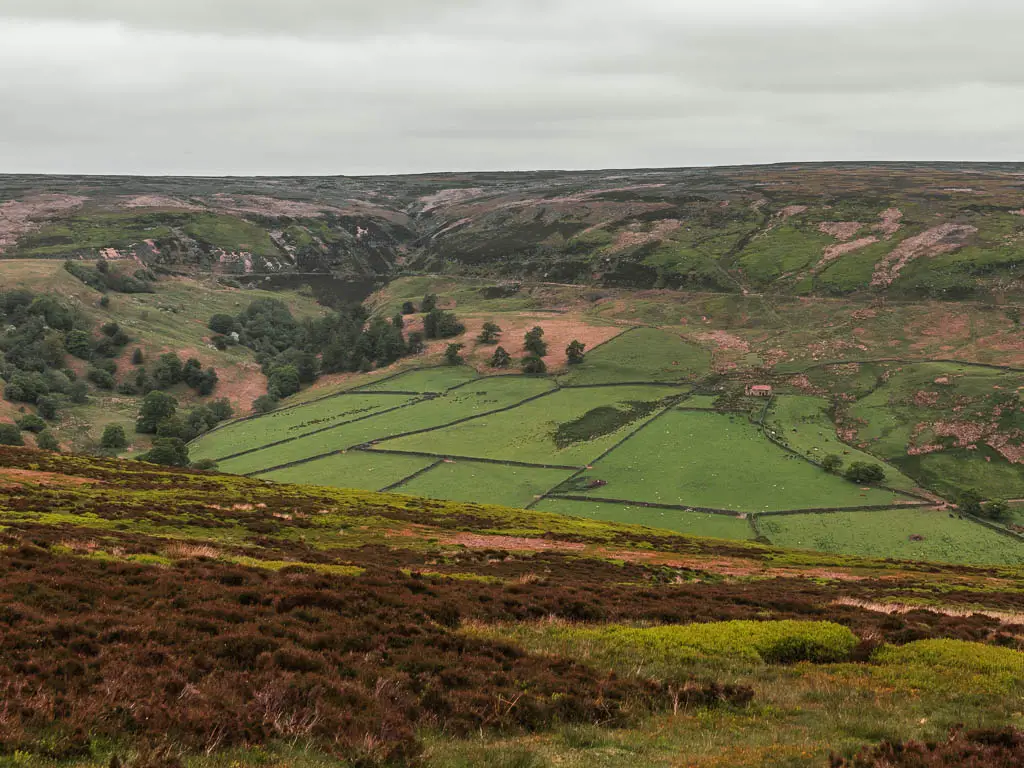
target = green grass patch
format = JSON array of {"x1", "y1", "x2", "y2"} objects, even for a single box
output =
[
  {"x1": 906, "y1": 450, "x2": 1024, "y2": 501},
  {"x1": 356, "y1": 366, "x2": 480, "y2": 392},
  {"x1": 388, "y1": 460, "x2": 574, "y2": 508},
  {"x1": 257, "y1": 450, "x2": 435, "y2": 491},
  {"x1": 183, "y1": 214, "x2": 281, "y2": 257},
  {"x1": 872, "y1": 639, "x2": 1024, "y2": 695},
  {"x1": 765, "y1": 395, "x2": 918, "y2": 491},
  {"x1": 738, "y1": 224, "x2": 834, "y2": 287},
  {"x1": 13, "y1": 212, "x2": 184, "y2": 256},
  {"x1": 846, "y1": 362, "x2": 1024, "y2": 497},
  {"x1": 383, "y1": 385, "x2": 681, "y2": 466},
  {"x1": 190, "y1": 394, "x2": 418, "y2": 461},
  {"x1": 219, "y1": 376, "x2": 557, "y2": 475},
  {"x1": 815, "y1": 238, "x2": 894, "y2": 295},
  {"x1": 568, "y1": 410, "x2": 907, "y2": 512},
  {"x1": 534, "y1": 497, "x2": 754, "y2": 540},
  {"x1": 757, "y1": 508, "x2": 1024, "y2": 565},
  {"x1": 558, "y1": 328, "x2": 711, "y2": 385}
]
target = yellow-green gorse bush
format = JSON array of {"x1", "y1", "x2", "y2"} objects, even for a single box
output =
[
  {"x1": 473, "y1": 619, "x2": 859, "y2": 667},
  {"x1": 872, "y1": 639, "x2": 1024, "y2": 695}
]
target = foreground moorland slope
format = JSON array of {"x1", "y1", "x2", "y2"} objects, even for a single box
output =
[{"x1": 0, "y1": 447, "x2": 1022, "y2": 767}]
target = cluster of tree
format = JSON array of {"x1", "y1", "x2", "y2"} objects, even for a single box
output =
[
  {"x1": 0, "y1": 419, "x2": 60, "y2": 451},
  {"x1": 134, "y1": 391, "x2": 233, "y2": 465},
  {"x1": 821, "y1": 455, "x2": 887, "y2": 485},
  {"x1": 64, "y1": 259, "x2": 156, "y2": 294},
  {"x1": 400, "y1": 293, "x2": 438, "y2": 316},
  {"x1": 210, "y1": 297, "x2": 442, "y2": 409},
  {"x1": 423, "y1": 308, "x2": 464, "y2": 340},
  {"x1": 136, "y1": 391, "x2": 232, "y2": 439},
  {"x1": 0, "y1": 290, "x2": 136, "y2": 422},
  {"x1": 958, "y1": 489, "x2": 1010, "y2": 521},
  {"x1": 483, "y1": 326, "x2": 586, "y2": 373},
  {"x1": 111, "y1": 351, "x2": 219, "y2": 398}
]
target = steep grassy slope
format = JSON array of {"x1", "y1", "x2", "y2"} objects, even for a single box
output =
[
  {"x1": 0, "y1": 447, "x2": 1022, "y2": 767},
  {"x1": 3, "y1": 163, "x2": 1024, "y2": 300}
]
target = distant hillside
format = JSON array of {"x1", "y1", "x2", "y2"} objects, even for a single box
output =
[{"x1": 2, "y1": 162, "x2": 1023, "y2": 299}]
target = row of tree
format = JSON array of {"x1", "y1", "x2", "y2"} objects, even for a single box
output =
[{"x1": 443, "y1": 324, "x2": 586, "y2": 372}]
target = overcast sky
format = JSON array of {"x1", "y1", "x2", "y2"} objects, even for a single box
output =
[{"x1": 1, "y1": 0, "x2": 1023, "y2": 175}]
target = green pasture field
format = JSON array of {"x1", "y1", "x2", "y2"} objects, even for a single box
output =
[
  {"x1": 846, "y1": 362, "x2": 1024, "y2": 496},
  {"x1": 566, "y1": 410, "x2": 909, "y2": 512},
  {"x1": 381, "y1": 384, "x2": 682, "y2": 466},
  {"x1": 849, "y1": 362, "x2": 1021, "y2": 456},
  {"x1": 534, "y1": 497, "x2": 755, "y2": 540},
  {"x1": 257, "y1": 450, "x2": 433, "y2": 491},
  {"x1": 189, "y1": 394, "x2": 419, "y2": 461},
  {"x1": 557, "y1": 328, "x2": 711, "y2": 385},
  {"x1": 678, "y1": 394, "x2": 719, "y2": 409},
  {"x1": 765, "y1": 395, "x2": 919, "y2": 491},
  {"x1": 386, "y1": 460, "x2": 574, "y2": 508},
  {"x1": 217, "y1": 376, "x2": 557, "y2": 475},
  {"x1": 758, "y1": 508, "x2": 1024, "y2": 566},
  {"x1": 906, "y1": 450, "x2": 1024, "y2": 500},
  {"x1": 355, "y1": 365, "x2": 480, "y2": 393},
  {"x1": 738, "y1": 223, "x2": 834, "y2": 287}
]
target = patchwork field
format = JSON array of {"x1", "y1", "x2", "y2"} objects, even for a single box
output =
[
  {"x1": 189, "y1": 392, "x2": 420, "y2": 462},
  {"x1": 534, "y1": 497, "x2": 757, "y2": 540},
  {"x1": 214, "y1": 375, "x2": 556, "y2": 474},
  {"x1": 387, "y1": 460, "x2": 574, "y2": 508},
  {"x1": 559, "y1": 410, "x2": 911, "y2": 513},
  {"x1": 757, "y1": 508, "x2": 1024, "y2": 566},
  {"x1": 258, "y1": 450, "x2": 435, "y2": 492},
  {"x1": 184, "y1": 316, "x2": 1023, "y2": 564},
  {"x1": 379, "y1": 384, "x2": 682, "y2": 465},
  {"x1": 557, "y1": 327, "x2": 712, "y2": 385}
]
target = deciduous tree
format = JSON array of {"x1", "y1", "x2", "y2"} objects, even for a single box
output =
[
  {"x1": 489, "y1": 346, "x2": 511, "y2": 368},
  {"x1": 566, "y1": 340, "x2": 586, "y2": 364},
  {"x1": 524, "y1": 327, "x2": 547, "y2": 357}
]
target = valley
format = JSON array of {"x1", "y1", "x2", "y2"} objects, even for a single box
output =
[{"x1": 0, "y1": 163, "x2": 1023, "y2": 767}]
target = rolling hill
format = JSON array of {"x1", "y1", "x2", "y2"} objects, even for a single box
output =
[
  {"x1": 2, "y1": 163, "x2": 1023, "y2": 300},
  {"x1": 0, "y1": 447, "x2": 1021, "y2": 767}
]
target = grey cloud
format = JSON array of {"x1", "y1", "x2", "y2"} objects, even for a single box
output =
[{"x1": 0, "y1": 0, "x2": 1022, "y2": 174}]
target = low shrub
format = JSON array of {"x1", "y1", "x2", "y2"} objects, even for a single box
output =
[
  {"x1": 871, "y1": 639, "x2": 1024, "y2": 694},
  {"x1": 476, "y1": 619, "x2": 858, "y2": 673},
  {"x1": 831, "y1": 726, "x2": 1024, "y2": 767},
  {"x1": 581, "y1": 620, "x2": 858, "y2": 664}
]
